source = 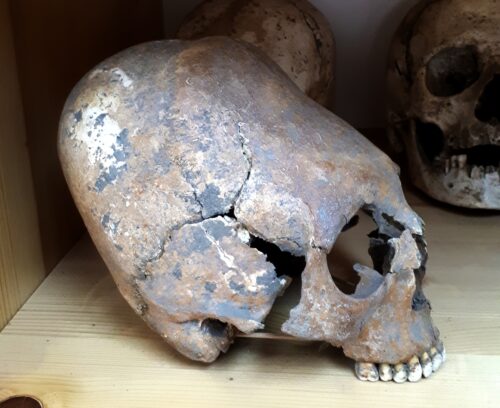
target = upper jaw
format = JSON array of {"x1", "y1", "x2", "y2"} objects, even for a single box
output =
[
  {"x1": 419, "y1": 160, "x2": 500, "y2": 209},
  {"x1": 410, "y1": 125, "x2": 500, "y2": 209}
]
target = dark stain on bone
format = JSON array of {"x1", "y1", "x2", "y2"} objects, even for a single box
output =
[
  {"x1": 114, "y1": 148, "x2": 128, "y2": 162},
  {"x1": 198, "y1": 184, "x2": 225, "y2": 218},
  {"x1": 94, "y1": 113, "x2": 108, "y2": 128},
  {"x1": 101, "y1": 212, "x2": 120, "y2": 236},
  {"x1": 205, "y1": 282, "x2": 217, "y2": 292},
  {"x1": 101, "y1": 212, "x2": 110, "y2": 227},
  {"x1": 152, "y1": 148, "x2": 172, "y2": 173},
  {"x1": 229, "y1": 280, "x2": 248, "y2": 295},
  {"x1": 117, "y1": 128, "x2": 129, "y2": 145},
  {"x1": 183, "y1": 227, "x2": 212, "y2": 254},
  {"x1": 74, "y1": 110, "x2": 82, "y2": 123},
  {"x1": 95, "y1": 164, "x2": 126, "y2": 192},
  {"x1": 172, "y1": 263, "x2": 183, "y2": 280},
  {"x1": 202, "y1": 217, "x2": 233, "y2": 240},
  {"x1": 94, "y1": 128, "x2": 130, "y2": 192}
]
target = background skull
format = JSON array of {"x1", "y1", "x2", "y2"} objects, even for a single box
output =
[
  {"x1": 177, "y1": 0, "x2": 335, "y2": 108},
  {"x1": 59, "y1": 37, "x2": 443, "y2": 382},
  {"x1": 387, "y1": 0, "x2": 500, "y2": 209}
]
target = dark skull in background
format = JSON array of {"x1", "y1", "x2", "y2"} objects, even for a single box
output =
[
  {"x1": 387, "y1": 0, "x2": 500, "y2": 209},
  {"x1": 59, "y1": 37, "x2": 443, "y2": 382},
  {"x1": 177, "y1": 0, "x2": 335, "y2": 108}
]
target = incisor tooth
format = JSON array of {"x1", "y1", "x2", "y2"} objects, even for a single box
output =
[
  {"x1": 451, "y1": 155, "x2": 458, "y2": 168},
  {"x1": 458, "y1": 154, "x2": 467, "y2": 169},
  {"x1": 379, "y1": 363, "x2": 393, "y2": 382},
  {"x1": 438, "y1": 343, "x2": 447, "y2": 363},
  {"x1": 420, "y1": 351, "x2": 433, "y2": 378},
  {"x1": 445, "y1": 159, "x2": 451, "y2": 174},
  {"x1": 407, "y1": 356, "x2": 423, "y2": 382},
  {"x1": 393, "y1": 363, "x2": 408, "y2": 383},
  {"x1": 355, "y1": 362, "x2": 379, "y2": 382},
  {"x1": 471, "y1": 166, "x2": 481, "y2": 179},
  {"x1": 430, "y1": 347, "x2": 443, "y2": 372}
]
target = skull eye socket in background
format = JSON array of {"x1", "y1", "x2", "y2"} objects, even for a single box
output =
[{"x1": 426, "y1": 45, "x2": 481, "y2": 97}]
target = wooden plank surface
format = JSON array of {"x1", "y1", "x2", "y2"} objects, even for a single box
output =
[
  {"x1": 1, "y1": 200, "x2": 499, "y2": 407},
  {"x1": 0, "y1": 0, "x2": 45, "y2": 330}
]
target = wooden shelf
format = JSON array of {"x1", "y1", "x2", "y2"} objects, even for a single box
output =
[{"x1": 1, "y1": 193, "x2": 499, "y2": 407}]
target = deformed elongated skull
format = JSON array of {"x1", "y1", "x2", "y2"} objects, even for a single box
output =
[
  {"x1": 177, "y1": 0, "x2": 335, "y2": 107},
  {"x1": 387, "y1": 0, "x2": 500, "y2": 209},
  {"x1": 59, "y1": 37, "x2": 444, "y2": 382}
]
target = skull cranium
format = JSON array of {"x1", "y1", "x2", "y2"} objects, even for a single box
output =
[
  {"x1": 59, "y1": 37, "x2": 443, "y2": 382},
  {"x1": 177, "y1": 0, "x2": 335, "y2": 107},
  {"x1": 387, "y1": 0, "x2": 500, "y2": 209}
]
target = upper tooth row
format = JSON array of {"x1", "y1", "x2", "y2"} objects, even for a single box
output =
[
  {"x1": 444, "y1": 156, "x2": 499, "y2": 175},
  {"x1": 355, "y1": 345, "x2": 446, "y2": 383},
  {"x1": 445, "y1": 155, "x2": 468, "y2": 172}
]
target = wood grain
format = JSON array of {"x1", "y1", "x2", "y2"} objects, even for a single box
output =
[
  {"x1": 0, "y1": 200, "x2": 499, "y2": 407},
  {"x1": 9, "y1": 0, "x2": 164, "y2": 273},
  {"x1": 0, "y1": 0, "x2": 45, "y2": 330}
]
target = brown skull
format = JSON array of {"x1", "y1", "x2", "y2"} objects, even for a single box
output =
[
  {"x1": 59, "y1": 37, "x2": 443, "y2": 382},
  {"x1": 387, "y1": 0, "x2": 500, "y2": 209},
  {"x1": 177, "y1": 0, "x2": 335, "y2": 107}
]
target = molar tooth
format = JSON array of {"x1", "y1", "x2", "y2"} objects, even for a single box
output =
[
  {"x1": 379, "y1": 363, "x2": 393, "y2": 382},
  {"x1": 420, "y1": 351, "x2": 433, "y2": 378},
  {"x1": 355, "y1": 362, "x2": 379, "y2": 382},
  {"x1": 407, "y1": 356, "x2": 423, "y2": 382},
  {"x1": 430, "y1": 347, "x2": 443, "y2": 372},
  {"x1": 471, "y1": 166, "x2": 481, "y2": 179},
  {"x1": 393, "y1": 363, "x2": 408, "y2": 383},
  {"x1": 458, "y1": 154, "x2": 467, "y2": 169},
  {"x1": 486, "y1": 165, "x2": 495, "y2": 173}
]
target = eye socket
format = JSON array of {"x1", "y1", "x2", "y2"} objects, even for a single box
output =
[{"x1": 426, "y1": 45, "x2": 481, "y2": 97}]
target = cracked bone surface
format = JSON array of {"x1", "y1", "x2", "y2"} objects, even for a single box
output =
[
  {"x1": 59, "y1": 37, "x2": 442, "y2": 374},
  {"x1": 387, "y1": 0, "x2": 500, "y2": 209},
  {"x1": 177, "y1": 0, "x2": 335, "y2": 107}
]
